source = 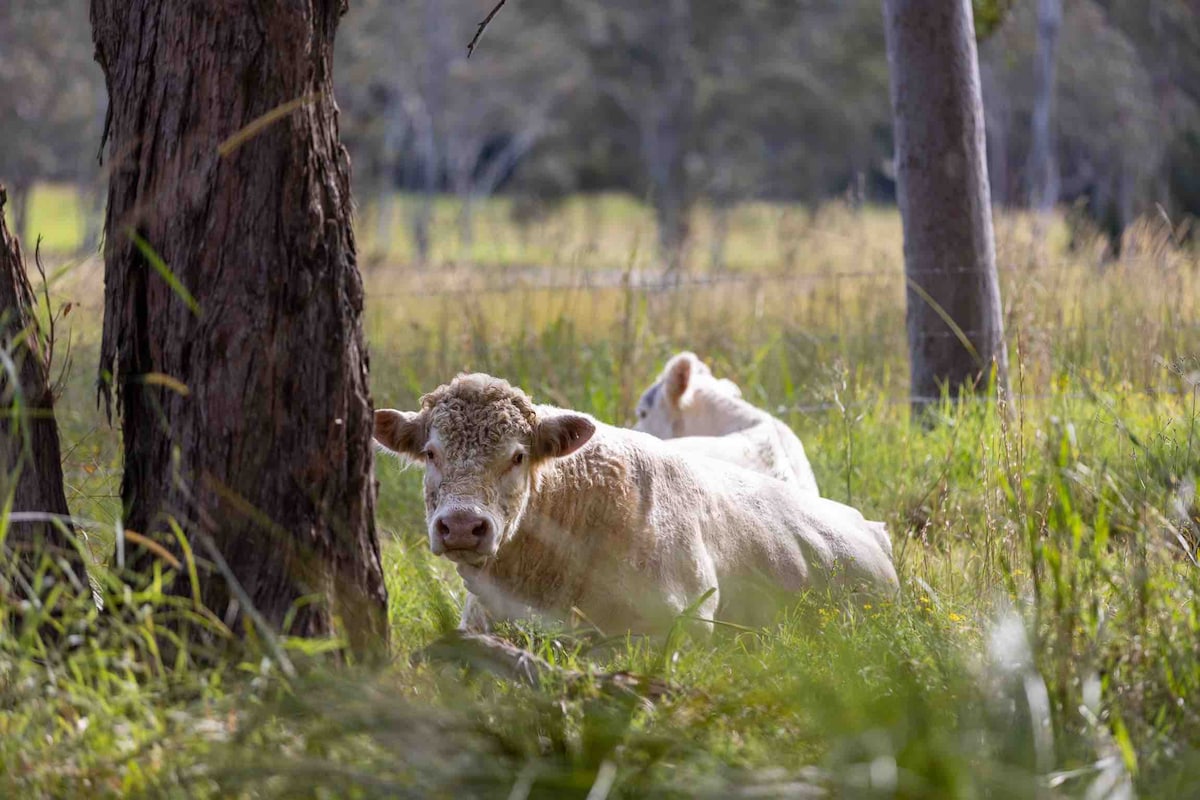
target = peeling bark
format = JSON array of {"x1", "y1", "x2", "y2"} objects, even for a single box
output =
[{"x1": 90, "y1": 0, "x2": 387, "y2": 656}]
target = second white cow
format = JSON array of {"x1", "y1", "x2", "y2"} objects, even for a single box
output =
[{"x1": 635, "y1": 352, "x2": 821, "y2": 495}]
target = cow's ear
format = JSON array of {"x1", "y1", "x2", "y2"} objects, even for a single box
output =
[
  {"x1": 533, "y1": 413, "x2": 595, "y2": 461},
  {"x1": 664, "y1": 351, "x2": 698, "y2": 407},
  {"x1": 374, "y1": 409, "x2": 427, "y2": 460}
]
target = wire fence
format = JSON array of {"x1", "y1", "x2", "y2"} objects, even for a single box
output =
[
  {"x1": 362, "y1": 260, "x2": 1200, "y2": 343},
  {"x1": 360, "y1": 258, "x2": 1200, "y2": 414}
]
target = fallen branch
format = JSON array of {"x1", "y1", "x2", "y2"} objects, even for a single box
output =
[{"x1": 416, "y1": 631, "x2": 677, "y2": 702}]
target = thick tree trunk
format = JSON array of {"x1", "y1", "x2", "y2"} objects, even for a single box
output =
[
  {"x1": 1029, "y1": 0, "x2": 1062, "y2": 212},
  {"x1": 882, "y1": 0, "x2": 1010, "y2": 408},
  {"x1": 90, "y1": 1, "x2": 387, "y2": 655},
  {"x1": 0, "y1": 186, "x2": 75, "y2": 556}
]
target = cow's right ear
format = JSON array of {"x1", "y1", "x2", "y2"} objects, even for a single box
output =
[
  {"x1": 373, "y1": 409, "x2": 427, "y2": 460},
  {"x1": 533, "y1": 413, "x2": 596, "y2": 461},
  {"x1": 664, "y1": 352, "x2": 698, "y2": 407}
]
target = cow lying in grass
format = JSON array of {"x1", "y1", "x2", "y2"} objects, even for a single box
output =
[
  {"x1": 635, "y1": 352, "x2": 820, "y2": 495},
  {"x1": 374, "y1": 373, "x2": 897, "y2": 634}
]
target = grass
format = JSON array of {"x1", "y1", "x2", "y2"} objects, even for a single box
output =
[{"x1": 3, "y1": 188, "x2": 1199, "y2": 797}]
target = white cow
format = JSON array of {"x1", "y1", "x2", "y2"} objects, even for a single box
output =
[
  {"x1": 635, "y1": 352, "x2": 821, "y2": 495},
  {"x1": 374, "y1": 373, "x2": 897, "y2": 634}
]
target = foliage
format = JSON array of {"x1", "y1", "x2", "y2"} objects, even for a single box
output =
[
  {"x1": 974, "y1": 0, "x2": 1017, "y2": 40},
  {"x1": 5, "y1": 196, "x2": 1199, "y2": 797}
]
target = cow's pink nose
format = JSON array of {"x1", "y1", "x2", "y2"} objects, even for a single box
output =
[{"x1": 435, "y1": 509, "x2": 492, "y2": 550}]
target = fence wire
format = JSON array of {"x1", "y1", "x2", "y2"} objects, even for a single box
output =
[{"x1": 362, "y1": 259, "x2": 1199, "y2": 412}]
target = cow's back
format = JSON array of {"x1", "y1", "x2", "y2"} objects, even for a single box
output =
[
  {"x1": 673, "y1": 456, "x2": 899, "y2": 613},
  {"x1": 482, "y1": 421, "x2": 895, "y2": 632}
]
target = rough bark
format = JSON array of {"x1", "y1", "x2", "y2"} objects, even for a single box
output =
[
  {"x1": 882, "y1": 0, "x2": 1010, "y2": 407},
  {"x1": 1029, "y1": 0, "x2": 1062, "y2": 212},
  {"x1": 90, "y1": 1, "x2": 387, "y2": 655},
  {"x1": 0, "y1": 186, "x2": 76, "y2": 556}
]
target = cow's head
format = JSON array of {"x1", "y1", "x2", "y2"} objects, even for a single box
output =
[
  {"x1": 374, "y1": 374, "x2": 595, "y2": 566},
  {"x1": 634, "y1": 351, "x2": 743, "y2": 438}
]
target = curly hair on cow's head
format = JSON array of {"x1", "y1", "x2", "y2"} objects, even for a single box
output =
[
  {"x1": 418, "y1": 373, "x2": 541, "y2": 453},
  {"x1": 420, "y1": 374, "x2": 537, "y2": 421}
]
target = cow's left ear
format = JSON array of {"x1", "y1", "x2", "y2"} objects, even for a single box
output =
[{"x1": 533, "y1": 413, "x2": 596, "y2": 461}]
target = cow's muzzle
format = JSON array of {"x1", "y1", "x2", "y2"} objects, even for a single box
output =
[{"x1": 430, "y1": 507, "x2": 497, "y2": 564}]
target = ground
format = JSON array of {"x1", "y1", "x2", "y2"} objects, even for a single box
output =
[{"x1": 2, "y1": 187, "x2": 1198, "y2": 797}]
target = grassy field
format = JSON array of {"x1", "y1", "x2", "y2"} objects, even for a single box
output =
[{"x1": 3, "y1": 189, "x2": 1199, "y2": 797}]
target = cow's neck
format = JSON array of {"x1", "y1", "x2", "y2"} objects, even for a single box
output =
[
  {"x1": 485, "y1": 438, "x2": 638, "y2": 617},
  {"x1": 683, "y1": 390, "x2": 764, "y2": 437}
]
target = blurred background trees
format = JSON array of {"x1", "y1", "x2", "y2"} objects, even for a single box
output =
[
  {"x1": 0, "y1": 0, "x2": 103, "y2": 246},
  {"x1": 1, "y1": 0, "x2": 1197, "y2": 265}
]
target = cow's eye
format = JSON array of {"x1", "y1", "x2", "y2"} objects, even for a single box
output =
[{"x1": 511, "y1": 452, "x2": 525, "y2": 467}]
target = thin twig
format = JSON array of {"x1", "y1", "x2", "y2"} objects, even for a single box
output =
[{"x1": 467, "y1": 0, "x2": 507, "y2": 58}]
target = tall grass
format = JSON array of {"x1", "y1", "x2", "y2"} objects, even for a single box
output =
[{"x1": 3, "y1": 192, "x2": 1197, "y2": 797}]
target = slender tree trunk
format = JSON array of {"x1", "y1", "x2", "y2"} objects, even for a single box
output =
[
  {"x1": 8, "y1": 180, "x2": 30, "y2": 246},
  {"x1": 883, "y1": 0, "x2": 1010, "y2": 408},
  {"x1": 372, "y1": 107, "x2": 407, "y2": 259},
  {"x1": 90, "y1": 1, "x2": 387, "y2": 656},
  {"x1": 413, "y1": 125, "x2": 437, "y2": 265},
  {"x1": 0, "y1": 186, "x2": 76, "y2": 559},
  {"x1": 980, "y1": 61, "x2": 1011, "y2": 207},
  {"x1": 1029, "y1": 0, "x2": 1062, "y2": 212},
  {"x1": 458, "y1": 193, "x2": 476, "y2": 253},
  {"x1": 411, "y1": 0, "x2": 453, "y2": 268},
  {"x1": 647, "y1": 0, "x2": 694, "y2": 277}
]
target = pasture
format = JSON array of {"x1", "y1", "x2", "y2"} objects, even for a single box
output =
[{"x1": 4, "y1": 189, "x2": 1199, "y2": 797}]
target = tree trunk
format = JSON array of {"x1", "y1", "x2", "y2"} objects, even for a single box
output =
[
  {"x1": 0, "y1": 186, "x2": 79, "y2": 567},
  {"x1": 8, "y1": 181, "x2": 31, "y2": 246},
  {"x1": 1029, "y1": 0, "x2": 1062, "y2": 212},
  {"x1": 372, "y1": 106, "x2": 407, "y2": 259},
  {"x1": 980, "y1": 60, "x2": 1011, "y2": 207},
  {"x1": 709, "y1": 200, "x2": 731, "y2": 273},
  {"x1": 90, "y1": 1, "x2": 387, "y2": 656},
  {"x1": 882, "y1": 0, "x2": 1010, "y2": 408},
  {"x1": 647, "y1": 0, "x2": 695, "y2": 277}
]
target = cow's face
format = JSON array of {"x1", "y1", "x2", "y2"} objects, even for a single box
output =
[
  {"x1": 375, "y1": 374, "x2": 594, "y2": 566},
  {"x1": 634, "y1": 351, "x2": 741, "y2": 438}
]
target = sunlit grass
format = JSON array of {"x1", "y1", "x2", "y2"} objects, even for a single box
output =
[
  {"x1": 5, "y1": 187, "x2": 1199, "y2": 796},
  {"x1": 22, "y1": 183, "x2": 90, "y2": 255}
]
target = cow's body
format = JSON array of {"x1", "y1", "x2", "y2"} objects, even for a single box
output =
[
  {"x1": 375, "y1": 374, "x2": 897, "y2": 634},
  {"x1": 636, "y1": 352, "x2": 820, "y2": 495},
  {"x1": 465, "y1": 420, "x2": 895, "y2": 632}
]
